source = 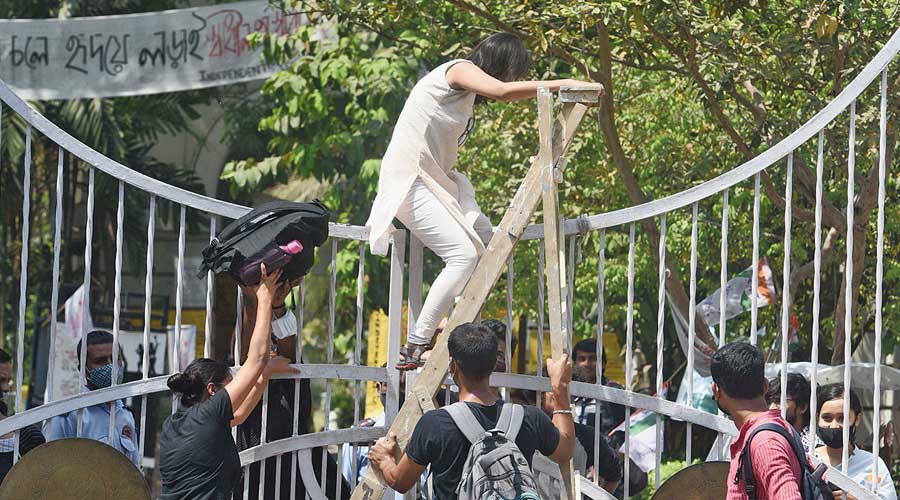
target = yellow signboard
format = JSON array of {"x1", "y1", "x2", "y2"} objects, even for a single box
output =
[{"x1": 365, "y1": 309, "x2": 389, "y2": 418}]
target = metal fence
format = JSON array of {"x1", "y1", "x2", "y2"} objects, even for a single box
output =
[{"x1": 0, "y1": 25, "x2": 898, "y2": 500}]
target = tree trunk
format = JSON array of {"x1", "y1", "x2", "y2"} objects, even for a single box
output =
[
  {"x1": 831, "y1": 225, "x2": 867, "y2": 364},
  {"x1": 594, "y1": 20, "x2": 718, "y2": 349}
]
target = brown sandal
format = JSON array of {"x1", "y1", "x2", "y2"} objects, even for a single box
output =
[{"x1": 395, "y1": 344, "x2": 428, "y2": 371}]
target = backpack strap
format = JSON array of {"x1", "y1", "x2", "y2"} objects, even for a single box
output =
[
  {"x1": 740, "y1": 423, "x2": 807, "y2": 500},
  {"x1": 496, "y1": 403, "x2": 513, "y2": 433},
  {"x1": 505, "y1": 404, "x2": 525, "y2": 442},
  {"x1": 446, "y1": 402, "x2": 487, "y2": 444}
]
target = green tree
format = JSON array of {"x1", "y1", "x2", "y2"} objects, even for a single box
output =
[{"x1": 226, "y1": 1, "x2": 899, "y2": 379}]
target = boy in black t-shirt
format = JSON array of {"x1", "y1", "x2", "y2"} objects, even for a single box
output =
[{"x1": 368, "y1": 322, "x2": 575, "y2": 500}]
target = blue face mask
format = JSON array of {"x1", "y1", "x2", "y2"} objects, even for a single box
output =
[{"x1": 87, "y1": 363, "x2": 125, "y2": 389}]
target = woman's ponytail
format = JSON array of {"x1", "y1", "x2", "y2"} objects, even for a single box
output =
[{"x1": 167, "y1": 358, "x2": 230, "y2": 407}]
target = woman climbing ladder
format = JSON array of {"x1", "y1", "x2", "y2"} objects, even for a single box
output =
[{"x1": 366, "y1": 32, "x2": 603, "y2": 371}]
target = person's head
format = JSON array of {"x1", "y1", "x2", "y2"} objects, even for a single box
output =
[
  {"x1": 76, "y1": 330, "x2": 124, "y2": 389},
  {"x1": 572, "y1": 338, "x2": 605, "y2": 384},
  {"x1": 167, "y1": 358, "x2": 232, "y2": 407},
  {"x1": 0, "y1": 349, "x2": 11, "y2": 395},
  {"x1": 376, "y1": 363, "x2": 406, "y2": 409},
  {"x1": 816, "y1": 384, "x2": 862, "y2": 450},
  {"x1": 448, "y1": 322, "x2": 497, "y2": 386},
  {"x1": 710, "y1": 341, "x2": 767, "y2": 417},
  {"x1": 765, "y1": 373, "x2": 811, "y2": 432},
  {"x1": 466, "y1": 33, "x2": 532, "y2": 84},
  {"x1": 509, "y1": 388, "x2": 536, "y2": 406},
  {"x1": 482, "y1": 319, "x2": 515, "y2": 372}
]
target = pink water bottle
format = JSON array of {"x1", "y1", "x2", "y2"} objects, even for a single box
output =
[{"x1": 238, "y1": 240, "x2": 304, "y2": 285}]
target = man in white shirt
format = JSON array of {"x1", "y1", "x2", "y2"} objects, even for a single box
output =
[{"x1": 44, "y1": 330, "x2": 140, "y2": 466}]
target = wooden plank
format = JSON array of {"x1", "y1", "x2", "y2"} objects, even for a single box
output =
[
  {"x1": 537, "y1": 87, "x2": 576, "y2": 500},
  {"x1": 351, "y1": 97, "x2": 592, "y2": 500}
]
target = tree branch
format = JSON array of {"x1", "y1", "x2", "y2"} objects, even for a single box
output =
[{"x1": 788, "y1": 227, "x2": 838, "y2": 301}]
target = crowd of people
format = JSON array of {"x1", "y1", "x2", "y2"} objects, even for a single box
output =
[
  {"x1": 712, "y1": 343, "x2": 896, "y2": 500},
  {"x1": 0, "y1": 263, "x2": 894, "y2": 499},
  {"x1": 0, "y1": 27, "x2": 895, "y2": 500}
]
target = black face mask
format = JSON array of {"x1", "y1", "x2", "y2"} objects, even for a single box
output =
[{"x1": 817, "y1": 425, "x2": 856, "y2": 448}]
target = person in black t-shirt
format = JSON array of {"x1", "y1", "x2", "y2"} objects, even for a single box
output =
[
  {"x1": 368, "y1": 322, "x2": 575, "y2": 500},
  {"x1": 159, "y1": 265, "x2": 296, "y2": 500}
]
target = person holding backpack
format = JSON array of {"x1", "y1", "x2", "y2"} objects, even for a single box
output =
[
  {"x1": 368, "y1": 322, "x2": 575, "y2": 500},
  {"x1": 711, "y1": 342, "x2": 831, "y2": 500},
  {"x1": 159, "y1": 265, "x2": 296, "y2": 500}
]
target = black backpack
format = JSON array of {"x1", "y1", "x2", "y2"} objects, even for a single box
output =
[
  {"x1": 739, "y1": 423, "x2": 834, "y2": 500},
  {"x1": 198, "y1": 200, "x2": 330, "y2": 285}
]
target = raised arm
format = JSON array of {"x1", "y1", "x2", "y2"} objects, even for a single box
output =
[
  {"x1": 445, "y1": 62, "x2": 604, "y2": 102},
  {"x1": 224, "y1": 264, "x2": 281, "y2": 416},
  {"x1": 545, "y1": 353, "x2": 576, "y2": 463},
  {"x1": 240, "y1": 277, "x2": 301, "y2": 362}
]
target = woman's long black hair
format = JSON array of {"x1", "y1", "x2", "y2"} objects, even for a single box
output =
[
  {"x1": 457, "y1": 32, "x2": 532, "y2": 144},
  {"x1": 466, "y1": 32, "x2": 532, "y2": 106},
  {"x1": 466, "y1": 32, "x2": 532, "y2": 83}
]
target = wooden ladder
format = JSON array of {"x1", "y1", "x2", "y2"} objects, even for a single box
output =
[{"x1": 351, "y1": 86, "x2": 599, "y2": 500}]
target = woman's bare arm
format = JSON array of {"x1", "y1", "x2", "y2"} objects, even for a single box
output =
[
  {"x1": 224, "y1": 265, "x2": 281, "y2": 416},
  {"x1": 231, "y1": 355, "x2": 295, "y2": 426},
  {"x1": 446, "y1": 62, "x2": 603, "y2": 102}
]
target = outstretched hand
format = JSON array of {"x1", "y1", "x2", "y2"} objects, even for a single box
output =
[
  {"x1": 253, "y1": 264, "x2": 282, "y2": 303},
  {"x1": 572, "y1": 81, "x2": 605, "y2": 96},
  {"x1": 272, "y1": 277, "x2": 302, "y2": 307}
]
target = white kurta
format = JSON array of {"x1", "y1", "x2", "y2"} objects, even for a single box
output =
[
  {"x1": 814, "y1": 447, "x2": 897, "y2": 500},
  {"x1": 366, "y1": 59, "x2": 488, "y2": 256}
]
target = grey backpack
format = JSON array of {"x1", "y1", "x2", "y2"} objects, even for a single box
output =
[{"x1": 445, "y1": 402, "x2": 542, "y2": 500}]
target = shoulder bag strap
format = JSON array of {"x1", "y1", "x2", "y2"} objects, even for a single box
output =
[{"x1": 445, "y1": 402, "x2": 486, "y2": 444}]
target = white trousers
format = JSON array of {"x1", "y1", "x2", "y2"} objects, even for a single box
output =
[{"x1": 395, "y1": 178, "x2": 479, "y2": 345}]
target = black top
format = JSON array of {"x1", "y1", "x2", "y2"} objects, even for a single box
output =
[
  {"x1": 575, "y1": 377, "x2": 627, "y2": 436},
  {"x1": 406, "y1": 400, "x2": 560, "y2": 500},
  {"x1": 574, "y1": 422, "x2": 623, "y2": 483},
  {"x1": 159, "y1": 390, "x2": 240, "y2": 500}
]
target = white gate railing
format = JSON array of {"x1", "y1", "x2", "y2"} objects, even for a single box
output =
[{"x1": 1, "y1": 25, "x2": 898, "y2": 500}]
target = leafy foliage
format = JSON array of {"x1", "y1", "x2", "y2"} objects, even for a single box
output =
[{"x1": 227, "y1": 1, "x2": 899, "y2": 380}]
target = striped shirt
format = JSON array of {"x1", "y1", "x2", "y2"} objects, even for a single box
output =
[{"x1": 727, "y1": 410, "x2": 805, "y2": 500}]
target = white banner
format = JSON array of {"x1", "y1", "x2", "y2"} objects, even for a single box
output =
[
  {"x1": 0, "y1": 1, "x2": 335, "y2": 100},
  {"x1": 166, "y1": 324, "x2": 198, "y2": 372}
]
